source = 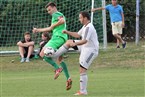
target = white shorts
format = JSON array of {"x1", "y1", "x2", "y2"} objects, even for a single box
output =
[
  {"x1": 111, "y1": 21, "x2": 123, "y2": 35},
  {"x1": 79, "y1": 48, "x2": 98, "y2": 69},
  {"x1": 73, "y1": 40, "x2": 98, "y2": 69}
]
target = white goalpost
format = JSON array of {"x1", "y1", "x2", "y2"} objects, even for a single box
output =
[
  {"x1": 102, "y1": 0, "x2": 107, "y2": 49},
  {"x1": 91, "y1": 0, "x2": 94, "y2": 24},
  {"x1": 91, "y1": 0, "x2": 107, "y2": 49},
  {"x1": 135, "y1": 0, "x2": 140, "y2": 45}
]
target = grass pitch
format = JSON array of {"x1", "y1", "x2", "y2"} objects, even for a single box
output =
[{"x1": 0, "y1": 42, "x2": 145, "y2": 97}]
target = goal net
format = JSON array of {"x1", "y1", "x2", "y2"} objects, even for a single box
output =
[{"x1": 0, "y1": 0, "x2": 103, "y2": 55}]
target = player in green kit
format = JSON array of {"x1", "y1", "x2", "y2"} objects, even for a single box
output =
[{"x1": 33, "y1": 2, "x2": 72, "y2": 90}]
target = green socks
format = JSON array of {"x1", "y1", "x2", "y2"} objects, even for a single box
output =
[
  {"x1": 43, "y1": 56, "x2": 70, "y2": 80},
  {"x1": 43, "y1": 56, "x2": 59, "y2": 70},
  {"x1": 60, "y1": 61, "x2": 70, "y2": 80}
]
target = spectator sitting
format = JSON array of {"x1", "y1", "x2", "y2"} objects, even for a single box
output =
[
  {"x1": 17, "y1": 32, "x2": 35, "y2": 62},
  {"x1": 35, "y1": 32, "x2": 50, "y2": 57}
]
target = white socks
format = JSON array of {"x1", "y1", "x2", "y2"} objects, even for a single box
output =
[
  {"x1": 80, "y1": 72, "x2": 88, "y2": 94},
  {"x1": 54, "y1": 44, "x2": 69, "y2": 57}
]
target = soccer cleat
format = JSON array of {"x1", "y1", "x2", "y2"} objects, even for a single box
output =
[
  {"x1": 122, "y1": 42, "x2": 126, "y2": 48},
  {"x1": 66, "y1": 78, "x2": 72, "y2": 90},
  {"x1": 54, "y1": 68, "x2": 63, "y2": 79},
  {"x1": 74, "y1": 91, "x2": 87, "y2": 96}
]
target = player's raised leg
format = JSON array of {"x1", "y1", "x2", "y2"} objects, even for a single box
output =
[
  {"x1": 54, "y1": 40, "x2": 74, "y2": 58},
  {"x1": 40, "y1": 47, "x2": 63, "y2": 79}
]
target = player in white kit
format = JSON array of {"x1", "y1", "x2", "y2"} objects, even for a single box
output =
[{"x1": 53, "y1": 11, "x2": 99, "y2": 95}]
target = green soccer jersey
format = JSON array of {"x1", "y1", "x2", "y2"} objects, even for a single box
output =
[{"x1": 51, "y1": 12, "x2": 68, "y2": 41}]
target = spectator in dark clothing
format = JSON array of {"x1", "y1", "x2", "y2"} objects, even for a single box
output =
[{"x1": 17, "y1": 32, "x2": 34, "y2": 62}]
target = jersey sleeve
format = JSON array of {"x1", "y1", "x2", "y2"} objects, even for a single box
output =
[
  {"x1": 52, "y1": 12, "x2": 64, "y2": 24},
  {"x1": 105, "y1": 4, "x2": 110, "y2": 11},
  {"x1": 119, "y1": 5, "x2": 124, "y2": 13},
  {"x1": 82, "y1": 26, "x2": 92, "y2": 41}
]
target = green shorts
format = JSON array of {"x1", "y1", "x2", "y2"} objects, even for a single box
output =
[{"x1": 44, "y1": 36, "x2": 66, "y2": 50}]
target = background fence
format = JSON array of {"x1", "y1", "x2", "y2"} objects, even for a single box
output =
[
  {"x1": 0, "y1": 0, "x2": 145, "y2": 53},
  {"x1": 0, "y1": 0, "x2": 103, "y2": 53}
]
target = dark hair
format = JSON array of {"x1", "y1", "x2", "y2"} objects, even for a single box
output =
[
  {"x1": 45, "y1": 2, "x2": 56, "y2": 8},
  {"x1": 24, "y1": 32, "x2": 30, "y2": 36},
  {"x1": 42, "y1": 32, "x2": 50, "y2": 40},
  {"x1": 80, "y1": 11, "x2": 90, "y2": 20}
]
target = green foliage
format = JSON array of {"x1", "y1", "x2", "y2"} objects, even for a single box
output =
[
  {"x1": 0, "y1": 0, "x2": 145, "y2": 47},
  {"x1": 0, "y1": 0, "x2": 49, "y2": 46}
]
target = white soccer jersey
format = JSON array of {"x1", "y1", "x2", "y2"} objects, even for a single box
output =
[
  {"x1": 78, "y1": 23, "x2": 99, "y2": 51},
  {"x1": 76, "y1": 23, "x2": 99, "y2": 69}
]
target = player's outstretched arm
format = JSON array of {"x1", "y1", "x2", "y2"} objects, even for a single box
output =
[
  {"x1": 91, "y1": 7, "x2": 105, "y2": 12},
  {"x1": 75, "y1": 40, "x2": 87, "y2": 46},
  {"x1": 32, "y1": 27, "x2": 53, "y2": 33},
  {"x1": 32, "y1": 17, "x2": 65, "y2": 33},
  {"x1": 63, "y1": 30, "x2": 81, "y2": 38}
]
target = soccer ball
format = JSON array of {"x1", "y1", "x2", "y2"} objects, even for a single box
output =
[{"x1": 44, "y1": 47, "x2": 55, "y2": 57}]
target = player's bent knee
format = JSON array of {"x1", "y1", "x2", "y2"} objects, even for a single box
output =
[
  {"x1": 65, "y1": 40, "x2": 73, "y2": 46},
  {"x1": 40, "y1": 51, "x2": 45, "y2": 58}
]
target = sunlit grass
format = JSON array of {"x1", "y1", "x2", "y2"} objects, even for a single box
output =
[{"x1": 0, "y1": 41, "x2": 145, "y2": 97}]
